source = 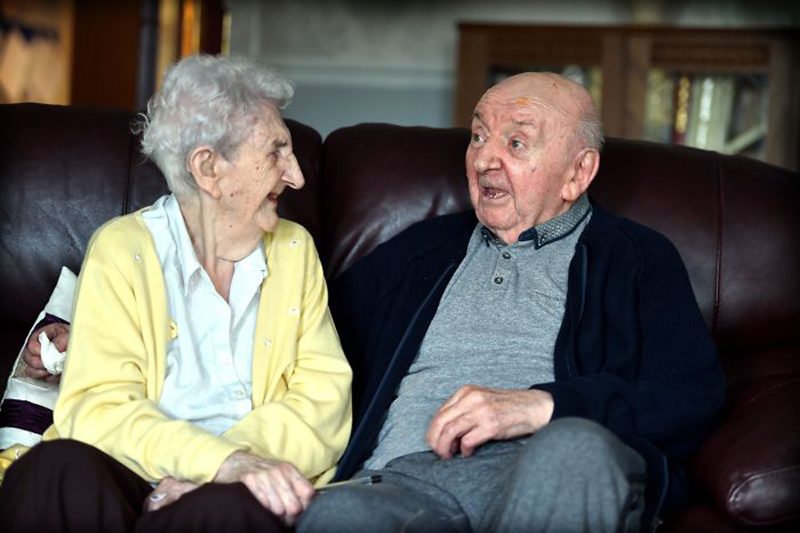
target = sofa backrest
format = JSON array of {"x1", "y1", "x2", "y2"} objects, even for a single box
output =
[
  {"x1": 1, "y1": 104, "x2": 798, "y2": 394},
  {"x1": 319, "y1": 123, "x2": 800, "y2": 377}
]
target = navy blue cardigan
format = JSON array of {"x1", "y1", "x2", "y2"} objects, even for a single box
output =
[{"x1": 329, "y1": 205, "x2": 724, "y2": 524}]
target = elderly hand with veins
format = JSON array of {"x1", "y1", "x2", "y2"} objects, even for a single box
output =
[
  {"x1": 212, "y1": 450, "x2": 315, "y2": 525},
  {"x1": 426, "y1": 385, "x2": 555, "y2": 459},
  {"x1": 144, "y1": 476, "x2": 199, "y2": 513}
]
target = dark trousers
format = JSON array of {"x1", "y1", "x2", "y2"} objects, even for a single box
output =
[{"x1": 0, "y1": 439, "x2": 285, "y2": 533}]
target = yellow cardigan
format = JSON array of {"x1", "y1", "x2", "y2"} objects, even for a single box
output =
[{"x1": 41, "y1": 212, "x2": 352, "y2": 486}]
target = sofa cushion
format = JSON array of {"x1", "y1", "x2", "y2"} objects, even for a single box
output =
[{"x1": 321, "y1": 123, "x2": 472, "y2": 279}]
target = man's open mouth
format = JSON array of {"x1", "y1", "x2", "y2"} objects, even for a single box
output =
[{"x1": 482, "y1": 186, "x2": 507, "y2": 199}]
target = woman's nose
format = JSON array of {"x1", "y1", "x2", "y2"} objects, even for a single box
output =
[{"x1": 283, "y1": 154, "x2": 305, "y2": 190}]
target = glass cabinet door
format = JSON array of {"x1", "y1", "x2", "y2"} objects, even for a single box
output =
[
  {"x1": 457, "y1": 24, "x2": 798, "y2": 170},
  {"x1": 643, "y1": 70, "x2": 769, "y2": 161}
]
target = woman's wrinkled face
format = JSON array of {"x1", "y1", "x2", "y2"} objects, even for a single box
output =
[{"x1": 217, "y1": 105, "x2": 304, "y2": 234}]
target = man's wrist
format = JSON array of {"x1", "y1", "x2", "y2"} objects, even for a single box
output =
[{"x1": 531, "y1": 389, "x2": 554, "y2": 429}]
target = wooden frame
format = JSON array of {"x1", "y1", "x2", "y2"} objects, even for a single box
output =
[{"x1": 456, "y1": 24, "x2": 799, "y2": 171}]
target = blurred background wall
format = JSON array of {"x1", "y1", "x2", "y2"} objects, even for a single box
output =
[
  {"x1": 1, "y1": 0, "x2": 74, "y2": 106},
  {"x1": 227, "y1": 0, "x2": 799, "y2": 138},
  {"x1": 1, "y1": 0, "x2": 798, "y2": 168}
]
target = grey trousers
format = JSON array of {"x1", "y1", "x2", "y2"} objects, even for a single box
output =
[{"x1": 298, "y1": 418, "x2": 647, "y2": 533}]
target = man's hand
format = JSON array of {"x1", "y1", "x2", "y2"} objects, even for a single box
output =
[
  {"x1": 22, "y1": 323, "x2": 70, "y2": 383},
  {"x1": 213, "y1": 451, "x2": 314, "y2": 525},
  {"x1": 144, "y1": 476, "x2": 199, "y2": 512},
  {"x1": 427, "y1": 385, "x2": 554, "y2": 459}
]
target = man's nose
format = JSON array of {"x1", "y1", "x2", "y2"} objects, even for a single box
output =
[
  {"x1": 473, "y1": 140, "x2": 501, "y2": 173},
  {"x1": 283, "y1": 153, "x2": 305, "y2": 190}
]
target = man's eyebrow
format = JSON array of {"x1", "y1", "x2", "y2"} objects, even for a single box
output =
[
  {"x1": 471, "y1": 111, "x2": 485, "y2": 124},
  {"x1": 512, "y1": 119, "x2": 537, "y2": 128}
]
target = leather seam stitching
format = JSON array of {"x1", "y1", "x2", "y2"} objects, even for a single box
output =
[
  {"x1": 712, "y1": 153, "x2": 724, "y2": 340},
  {"x1": 739, "y1": 376, "x2": 800, "y2": 408}
]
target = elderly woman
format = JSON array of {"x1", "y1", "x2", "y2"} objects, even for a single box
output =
[{"x1": 0, "y1": 55, "x2": 352, "y2": 532}]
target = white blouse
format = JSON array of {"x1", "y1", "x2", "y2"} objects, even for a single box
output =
[{"x1": 142, "y1": 194, "x2": 267, "y2": 436}]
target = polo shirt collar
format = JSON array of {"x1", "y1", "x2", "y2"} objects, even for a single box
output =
[{"x1": 481, "y1": 194, "x2": 592, "y2": 249}]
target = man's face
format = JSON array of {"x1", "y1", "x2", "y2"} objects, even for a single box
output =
[{"x1": 465, "y1": 78, "x2": 579, "y2": 244}]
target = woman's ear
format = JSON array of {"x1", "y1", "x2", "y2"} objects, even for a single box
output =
[
  {"x1": 561, "y1": 148, "x2": 600, "y2": 202},
  {"x1": 187, "y1": 146, "x2": 222, "y2": 199}
]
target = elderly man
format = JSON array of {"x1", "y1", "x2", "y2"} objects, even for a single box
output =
[{"x1": 298, "y1": 73, "x2": 724, "y2": 532}]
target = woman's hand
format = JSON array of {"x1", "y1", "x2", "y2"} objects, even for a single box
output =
[
  {"x1": 22, "y1": 323, "x2": 70, "y2": 383},
  {"x1": 144, "y1": 476, "x2": 199, "y2": 512},
  {"x1": 213, "y1": 451, "x2": 314, "y2": 525}
]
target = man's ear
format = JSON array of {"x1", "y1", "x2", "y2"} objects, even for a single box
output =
[
  {"x1": 561, "y1": 148, "x2": 600, "y2": 202},
  {"x1": 187, "y1": 146, "x2": 222, "y2": 199}
]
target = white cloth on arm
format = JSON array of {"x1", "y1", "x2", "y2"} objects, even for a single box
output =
[
  {"x1": 0, "y1": 266, "x2": 76, "y2": 449},
  {"x1": 38, "y1": 332, "x2": 66, "y2": 375},
  {"x1": 142, "y1": 194, "x2": 267, "y2": 436}
]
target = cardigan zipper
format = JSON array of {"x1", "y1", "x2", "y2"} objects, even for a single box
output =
[
  {"x1": 578, "y1": 241, "x2": 588, "y2": 324},
  {"x1": 564, "y1": 242, "x2": 588, "y2": 379},
  {"x1": 342, "y1": 260, "x2": 459, "y2": 473}
]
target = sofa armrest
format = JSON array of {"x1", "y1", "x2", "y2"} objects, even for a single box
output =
[
  {"x1": 661, "y1": 503, "x2": 743, "y2": 533},
  {"x1": 691, "y1": 366, "x2": 800, "y2": 528}
]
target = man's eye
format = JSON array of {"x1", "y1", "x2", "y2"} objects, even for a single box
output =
[
  {"x1": 510, "y1": 139, "x2": 524, "y2": 149},
  {"x1": 472, "y1": 133, "x2": 483, "y2": 143}
]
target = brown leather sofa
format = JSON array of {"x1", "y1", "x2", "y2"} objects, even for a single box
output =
[{"x1": 1, "y1": 103, "x2": 798, "y2": 531}]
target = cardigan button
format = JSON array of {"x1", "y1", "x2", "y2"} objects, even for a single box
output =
[{"x1": 494, "y1": 276, "x2": 504, "y2": 284}]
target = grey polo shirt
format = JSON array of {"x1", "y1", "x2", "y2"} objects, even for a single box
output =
[{"x1": 365, "y1": 195, "x2": 592, "y2": 470}]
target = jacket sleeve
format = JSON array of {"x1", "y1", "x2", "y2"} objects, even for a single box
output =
[
  {"x1": 52, "y1": 221, "x2": 245, "y2": 484},
  {"x1": 534, "y1": 230, "x2": 725, "y2": 458},
  {"x1": 222, "y1": 239, "x2": 352, "y2": 484}
]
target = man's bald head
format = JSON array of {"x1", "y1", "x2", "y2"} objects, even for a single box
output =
[{"x1": 478, "y1": 72, "x2": 603, "y2": 152}]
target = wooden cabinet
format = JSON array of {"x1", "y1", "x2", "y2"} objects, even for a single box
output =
[{"x1": 456, "y1": 24, "x2": 799, "y2": 171}]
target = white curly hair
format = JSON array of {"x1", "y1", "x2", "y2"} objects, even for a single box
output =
[{"x1": 138, "y1": 54, "x2": 294, "y2": 197}]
